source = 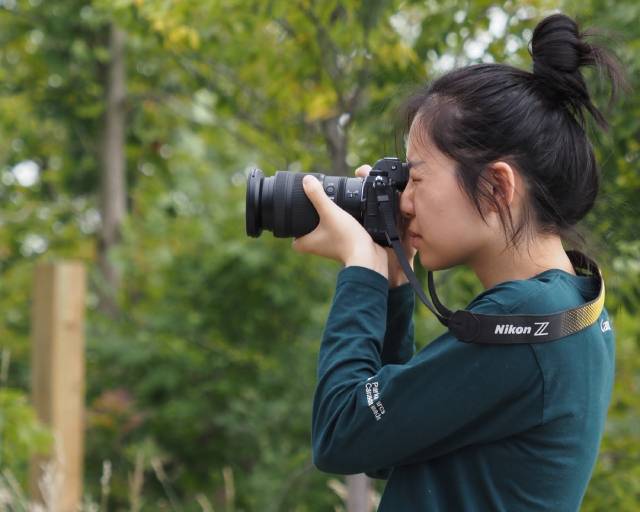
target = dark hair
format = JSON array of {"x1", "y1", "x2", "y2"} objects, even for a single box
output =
[{"x1": 402, "y1": 13, "x2": 627, "y2": 250}]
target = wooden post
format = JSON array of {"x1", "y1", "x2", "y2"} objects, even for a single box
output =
[{"x1": 30, "y1": 261, "x2": 86, "y2": 512}]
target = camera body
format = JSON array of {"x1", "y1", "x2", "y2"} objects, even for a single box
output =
[
  {"x1": 361, "y1": 157, "x2": 409, "y2": 245},
  {"x1": 245, "y1": 157, "x2": 409, "y2": 246}
]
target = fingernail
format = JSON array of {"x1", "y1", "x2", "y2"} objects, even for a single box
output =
[{"x1": 303, "y1": 175, "x2": 315, "y2": 186}]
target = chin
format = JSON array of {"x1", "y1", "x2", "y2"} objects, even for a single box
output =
[{"x1": 418, "y1": 250, "x2": 457, "y2": 272}]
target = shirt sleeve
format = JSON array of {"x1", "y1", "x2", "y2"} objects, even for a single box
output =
[
  {"x1": 311, "y1": 265, "x2": 544, "y2": 475},
  {"x1": 365, "y1": 281, "x2": 415, "y2": 480},
  {"x1": 381, "y1": 282, "x2": 415, "y2": 365}
]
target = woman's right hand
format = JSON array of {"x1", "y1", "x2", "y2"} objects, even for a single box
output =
[{"x1": 355, "y1": 165, "x2": 417, "y2": 288}]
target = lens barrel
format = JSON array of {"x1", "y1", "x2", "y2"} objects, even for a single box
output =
[{"x1": 245, "y1": 170, "x2": 363, "y2": 238}]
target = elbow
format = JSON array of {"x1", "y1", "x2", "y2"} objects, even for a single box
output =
[
  {"x1": 313, "y1": 446, "x2": 347, "y2": 474},
  {"x1": 312, "y1": 437, "x2": 358, "y2": 474},
  {"x1": 312, "y1": 390, "x2": 370, "y2": 474},
  {"x1": 313, "y1": 440, "x2": 388, "y2": 477}
]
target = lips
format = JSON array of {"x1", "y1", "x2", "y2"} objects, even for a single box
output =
[{"x1": 407, "y1": 229, "x2": 422, "y2": 248}]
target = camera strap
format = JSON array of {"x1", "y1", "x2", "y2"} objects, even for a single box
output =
[{"x1": 373, "y1": 182, "x2": 605, "y2": 344}]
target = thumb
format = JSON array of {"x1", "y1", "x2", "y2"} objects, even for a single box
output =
[
  {"x1": 355, "y1": 164, "x2": 372, "y2": 178},
  {"x1": 302, "y1": 175, "x2": 333, "y2": 215}
]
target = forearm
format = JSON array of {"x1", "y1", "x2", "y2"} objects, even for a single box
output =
[{"x1": 382, "y1": 282, "x2": 416, "y2": 364}]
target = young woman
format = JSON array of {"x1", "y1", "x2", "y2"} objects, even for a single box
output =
[{"x1": 292, "y1": 13, "x2": 623, "y2": 511}]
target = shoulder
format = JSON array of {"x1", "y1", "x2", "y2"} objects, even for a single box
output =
[
  {"x1": 467, "y1": 271, "x2": 564, "y2": 315},
  {"x1": 424, "y1": 291, "x2": 541, "y2": 374}
]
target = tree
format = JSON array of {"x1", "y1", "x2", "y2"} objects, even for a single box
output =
[{"x1": 98, "y1": 23, "x2": 127, "y2": 315}]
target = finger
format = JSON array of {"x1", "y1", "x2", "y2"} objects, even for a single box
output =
[
  {"x1": 292, "y1": 233, "x2": 310, "y2": 253},
  {"x1": 292, "y1": 229, "x2": 324, "y2": 255},
  {"x1": 302, "y1": 174, "x2": 334, "y2": 217},
  {"x1": 354, "y1": 164, "x2": 372, "y2": 178},
  {"x1": 292, "y1": 236, "x2": 306, "y2": 253}
]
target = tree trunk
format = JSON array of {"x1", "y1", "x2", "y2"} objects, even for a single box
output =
[
  {"x1": 98, "y1": 24, "x2": 126, "y2": 316},
  {"x1": 346, "y1": 474, "x2": 372, "y2": 512},
  {"x1": 323, "y1": 111, "x2": 370, "y2": 509},
  {"x1": 322, "y1": 115, "x2": 349, "y2": 176}
]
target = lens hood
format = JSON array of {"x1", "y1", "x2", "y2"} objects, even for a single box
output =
[{"x1": 245, "y1": 168, "x2": 264, "y2": 237}]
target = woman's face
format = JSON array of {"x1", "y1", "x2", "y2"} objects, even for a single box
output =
[{"x1": 400, "y1": 120, "x2": 495, "y2": 271}]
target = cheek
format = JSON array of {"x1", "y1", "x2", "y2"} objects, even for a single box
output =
[
  {"x1": 415, "y1": 183, "x2": 488, "y2": 260},
  {"x1": 417, "y1": 182, "x2": 476, "y2": 230}
]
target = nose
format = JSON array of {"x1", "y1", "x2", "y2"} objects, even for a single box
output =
[{"x1": 399, "y1": 182, "x2": 414, "y2": 220}]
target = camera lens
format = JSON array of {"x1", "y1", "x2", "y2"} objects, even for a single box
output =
[{"x1": 245, "y1": 170, "x2": 363, "y2": 238}]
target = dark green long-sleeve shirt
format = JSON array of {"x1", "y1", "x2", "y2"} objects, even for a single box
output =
[{"x1": 312, "y1": 265, "x2": 615, "y2": 511}]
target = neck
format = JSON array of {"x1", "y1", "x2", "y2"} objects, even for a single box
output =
[{"x1": 468, "y1": 234, "x2": 576, "y2": 290}]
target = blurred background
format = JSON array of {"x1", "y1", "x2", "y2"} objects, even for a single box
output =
[{"x1": 0, "y1": 0, "x2": 638, "y2": 510}]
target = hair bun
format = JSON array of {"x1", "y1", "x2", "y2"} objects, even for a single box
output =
[
  {"x1": 531, "y1": 14, "x2": 587, "y2": 76},
  {"x1": 529, "y1": 13, "x2": 626, "y2": 129}
]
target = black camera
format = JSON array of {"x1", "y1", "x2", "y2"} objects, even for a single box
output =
[{"x1": 245, "y1": 157, "x2": 409, "y2": 246}]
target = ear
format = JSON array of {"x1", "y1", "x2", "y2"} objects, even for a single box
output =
[{"x1": 484, "y1": 161, "x2": 516, "y2": 211}]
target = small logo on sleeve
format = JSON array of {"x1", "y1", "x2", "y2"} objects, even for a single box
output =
[
  {"x1": 600, "y1": 319, "x2": 611, "y2": 333},
  {"x1": 365, "y1": 381, "x2": 385, "y2": 421}
]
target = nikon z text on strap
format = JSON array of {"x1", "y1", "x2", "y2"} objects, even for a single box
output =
[{"x1": 372, "y1": 181, "x2": 605, "y2": 345}]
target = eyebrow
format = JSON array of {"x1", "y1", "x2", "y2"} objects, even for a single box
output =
[{"x1": 407, "y1": 159, "x2": 426, "y2": 172}]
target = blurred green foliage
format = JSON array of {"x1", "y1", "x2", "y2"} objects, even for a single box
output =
[
  {"x1": 0, "y1": 387, "x2": 51, "y2": 473},
  {"x1": 0, "y1": 0, "x2": 638, "y2": 510}
]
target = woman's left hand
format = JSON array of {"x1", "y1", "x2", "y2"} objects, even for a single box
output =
[{"x1": 292, "y1": 175, "x2": 389, "y2": 278}]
